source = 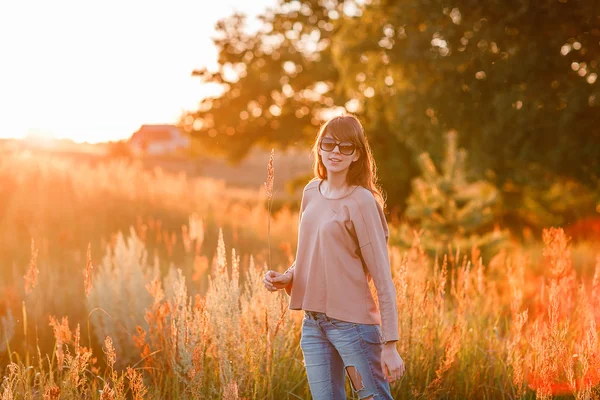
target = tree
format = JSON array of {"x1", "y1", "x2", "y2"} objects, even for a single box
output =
[
  {"x1": 181, "y1": 0, "x2": 417, "y2": 209},
  {"x1": 392, "y1": 131, "x2": 508, "y2": 257},
  {"x1": 181, "y1": 3, "x2": 340, "y2": 159},
  {"x1": 183, "y1": 0, "x2": 600, "y2": 217},
  {"x1": 332, "y1": 0, "x2": 600, "y2": 190}
]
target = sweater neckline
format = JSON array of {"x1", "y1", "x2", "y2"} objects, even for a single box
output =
[{"x1": 317, "y1": 180, "x2": 359, "y2": 200}]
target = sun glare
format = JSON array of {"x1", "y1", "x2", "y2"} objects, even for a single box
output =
[{"x1": 0, "y1": 0, "x2": 276, "y2": 143}]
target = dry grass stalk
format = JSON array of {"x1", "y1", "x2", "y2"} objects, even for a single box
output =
[
  {"x1": 264, "y1": 149, "x2": 274, "y2": 270},
  {"x1": 216, "y1": 229, "x2": 227, "y2": 276},
  {"x1": 49, "y1": 316, "x2": 72, "y2": 371},
  {"x1": 1, "y1": 388, "x2": 14, "y2": 400},
  {"x1": 508, "y1": 309, "x2": 528, "y2": 397},
  {"x1": 223, "y1": 380, "x2": 239, "y2": 400},
  {"x1": 83, "y1": 243, "x2": 93, "y2": 297},
  {"x1": 42, "y1": 385, "x2": 61, "y2": 400},
  {"x1": 264, "y1": 149, "x2": 274, "y2": 201},
  {"x1": 99, "y1": 383, "x2": 115, "y2": 400},
  {"x1": 206, "y1": 234, "x2": 241, "y2": 389},
  {"x1": 424, "y1": 321, "x2": 464, "y2": 399},
  {"x1": 104, "y1": 336, "x2": 116, "y2": 370},
  {"x1": 65, "y1": 324, "x2": 93, "y2": 396},
  {"x1": 126, "y1": 366, "x2": 148, "y2": 400},
  {"x1": 134, "y1": 277, "x2": 168, "y2": 376},
  {"x1": 23, "y1": 238, "x2": 39, "y2": 294},
  {"x1": 523, "y1": 228, "x2": 600, "y2": 398}
]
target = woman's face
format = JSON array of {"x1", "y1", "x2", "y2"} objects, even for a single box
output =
[{"x1": 318, "y1": 134, "x2": 360, "y2": 175}]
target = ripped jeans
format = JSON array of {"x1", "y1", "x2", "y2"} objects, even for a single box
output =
[{"x1": 300, "y1": 311, "x2": 393, "y2": 400}]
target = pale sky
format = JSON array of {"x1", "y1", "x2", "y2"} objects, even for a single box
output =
[{"x1": 0, "y1": 0, "x2": 277, "y2": 143}]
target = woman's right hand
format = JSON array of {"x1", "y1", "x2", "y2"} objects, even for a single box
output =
[{"x1": 263, "y1": 270, "x2": 292, "y2": 292}]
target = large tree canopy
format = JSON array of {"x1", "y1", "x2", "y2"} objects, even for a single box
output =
[
  {"x1": 182, "y1": 0, "x2": 600, "y2": 214},
  {"x1": 333, "y1": 0, "x2": 600, "y2": 187},
  {"x1": 182, "y1": 1, "x2": 341, "y2": 158}
]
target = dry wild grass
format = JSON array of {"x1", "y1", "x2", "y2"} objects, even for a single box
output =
[
  {"x1": 0, "y1": 152, "x2": 296, "y2": 263},
  {"x1": 0, "y1": 316, "x2": 147, "y2": 399},
  {"x1": 0, "y1": 152, "x2": 297, "y2": 279},
  {"x1": 23, "y1": 239, "x2": 39, "y2": 295},
  {"x1": 127, "y1": 229, "x2": 302, "y2": 399},
  {"x1": 0, "y1": 153, "x2": 299, "y2": 364},
  {"x1": 2, "y1": 153, "x2": 600, "y2": 398},
  {"x1": 2, "y1": 222, "x2": 599, "y2": 398},
  {"x1": 516, "y1": 229, "x2": 600, "y2": 399},
  {"x1": 86, "y1": 228, "x2": 158, "y2": 368}
]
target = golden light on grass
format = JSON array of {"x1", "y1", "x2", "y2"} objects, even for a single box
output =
[
  {"x1": 23, "y1": 239, "x2": 39, "y2": 294},
  {"x1": 2, "y1": 154, "x2": 600, "y2": 398},
  {"x1": 104, "y1": 336, "x2": 116, "y2": 371},
  {"x1": 42, "y1": 385, "x2": 61, "y2": 400},
  {"x1": 523, "y1": 228, "x2": 600, "y2": 396},
  {"x1": 1, "y1": 223, "x2": 598, "y2": 398},
  {"x1": 83, "y1": 243, "x2": 93, "y2": 297},
  {"x1": 126, "y1": 366, "x2": 148, "y2": 400},
  {"x1": 48, "y1": 316, "x2": 72, "y2": 375},
  {"x1": 99, "y1": 384, "x2": 116, "y2": 400}
]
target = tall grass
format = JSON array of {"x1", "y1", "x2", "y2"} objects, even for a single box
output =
[
  {"x1": 0, "y1": 152, "x2": 299, "y2": 360},
  {"x1": 1, "y1": 151, "x2": 600, "y2": 398},
  {"x1": 3, "y1": 225, "x2": 600, "y2": 398}
]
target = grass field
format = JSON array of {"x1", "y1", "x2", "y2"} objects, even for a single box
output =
[{"x1": 1, "y1": 147, "x2": 599, "y2": 399}]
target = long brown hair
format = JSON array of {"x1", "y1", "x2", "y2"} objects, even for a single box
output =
[{"x1": 311, "y1": 114, "x2": 385, "y2": 208}]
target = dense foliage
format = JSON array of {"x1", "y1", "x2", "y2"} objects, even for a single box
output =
[{"x1": 183, "y1": 0, "x2": 600, "y2": 221}]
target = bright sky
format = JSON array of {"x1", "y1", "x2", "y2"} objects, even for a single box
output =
[{"x1": 0, "y1": 0, "x2": 277, "y2": 143}]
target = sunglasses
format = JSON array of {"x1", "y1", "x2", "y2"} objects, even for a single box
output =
[{"x1": 319, "y1": 137, "x2": 357, "y2": 156}]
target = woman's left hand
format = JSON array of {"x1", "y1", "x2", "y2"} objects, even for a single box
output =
[{"x1": 381, "y1": 343, "x2": 405, "y2": 383}]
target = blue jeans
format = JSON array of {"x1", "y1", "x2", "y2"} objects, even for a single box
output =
[{"x1": 300, "y1": 311, "x2": 393, "y2": 400}]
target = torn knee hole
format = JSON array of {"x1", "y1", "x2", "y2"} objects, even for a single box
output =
[{"x1": 345, "y1": 365, "x2": 364, "y2": 391}]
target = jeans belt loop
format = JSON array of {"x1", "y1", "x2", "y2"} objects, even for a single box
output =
[{"x1": 306, "y1": 311, "x2": 319, "y2": 320}]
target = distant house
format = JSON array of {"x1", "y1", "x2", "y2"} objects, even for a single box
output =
[{"x1": 128, "y1": 124, "x2": 190, "y2": 156}]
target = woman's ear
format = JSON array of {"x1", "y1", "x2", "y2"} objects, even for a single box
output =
[{"x1": 352, "y1": 150, "x2": 360, "y2": 163}]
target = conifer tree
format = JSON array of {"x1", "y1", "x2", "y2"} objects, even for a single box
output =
[{"x1": 393, "y1": 131, "x2": 508, "y2": 258}]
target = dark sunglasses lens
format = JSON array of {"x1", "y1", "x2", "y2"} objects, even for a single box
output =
[
  {"x1": 320, "y1": 139, "x2": 336, "y2": 152},
  {"x1": 339, "y1": 143, "x2": 355, "y2": 155}
]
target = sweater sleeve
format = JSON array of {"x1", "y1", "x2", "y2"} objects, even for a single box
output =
[
  {"x1": 283, "y1": 183, "x2": 311, "y2": 296},
  {"x1": 352, "y1": 193, "x2": 399, "y2": 343},
  {"x1": 283, "y1": 261, "x2": 295, "y2": 296}
]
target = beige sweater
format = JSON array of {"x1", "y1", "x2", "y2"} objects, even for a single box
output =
[{"x1": 284, "y1": 179, "x2": 399, "y2": 342}]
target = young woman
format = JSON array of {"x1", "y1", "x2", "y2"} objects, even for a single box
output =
[{"x1": 263, "y1": 114, "x2": 405, "y2": 399}]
